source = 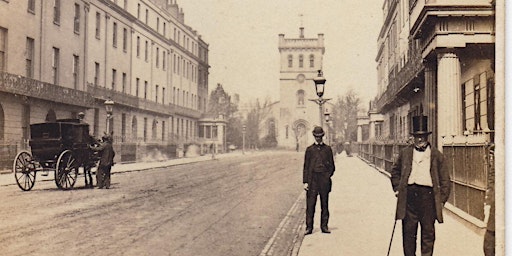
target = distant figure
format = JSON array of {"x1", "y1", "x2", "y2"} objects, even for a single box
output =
[
  {"x1": 344, "y1": 141, "x2": 351, "y2": 156},
  {"x1": 303, "y1": 126, "x2": 335, "y2": 235},
  {"x1": 90, "y1": 133, "x2": 116, "y2": 189},
  {"x1": 390, "y1": 115, "x2": 451, "y2": 256},
  {"x1": 483, "y1": 143, "x2": 495, "y2": 256},
  {"x1": 77, "y1": 112, "x2": 86, "y2": 123}
]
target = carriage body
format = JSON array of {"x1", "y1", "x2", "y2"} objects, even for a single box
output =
[{"x1": 13, "y1": 119, "x2": 99, "y2": 191}]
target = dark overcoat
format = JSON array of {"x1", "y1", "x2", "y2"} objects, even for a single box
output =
[
  {"x1": 303, "y1": 143, "x2": 335, "y2": 191},
  {"x1": 390, "y1": 145, "x2": 451, "y2": 223}
]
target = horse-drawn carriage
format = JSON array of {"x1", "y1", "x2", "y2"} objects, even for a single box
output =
[{"x1": 13, "y1": 119, "x2": 99, "y2": 191}]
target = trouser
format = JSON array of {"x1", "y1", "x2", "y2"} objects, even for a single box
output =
[
  {"x1": 96, "y1": 165, "x2": 112, "y2": 188},
  {"x1": 402, "y1": 184, "x2": 436, "y2": 256},
  {"x1": 306, "y1": 172, "x2": 331, "y2": 230}
]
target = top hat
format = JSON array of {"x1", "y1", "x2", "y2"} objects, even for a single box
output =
[
  {"x1": 411, "y1": 115, "x2": 432, "y2": 136},
  {"x1": 312, "y1": 126, "x2": 325, "y2": 137}
]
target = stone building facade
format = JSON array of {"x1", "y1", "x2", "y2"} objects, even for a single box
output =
[
  {"x1": 358, "y1": 0, "x2": 496, "y2": 225},
  {"x1": 0, "y1": 0, "x2": 209, "y2": 166},
  {"x1": 272, "y1": 28, "x2": 325, "y2": 151}
]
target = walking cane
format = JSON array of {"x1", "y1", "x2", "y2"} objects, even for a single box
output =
[
  {"x1": 387, "y1": 195, "x2": 398, "y2": 256},
  {"x1": 387, "y1": 219, "x2": 397, "y2": 256}
]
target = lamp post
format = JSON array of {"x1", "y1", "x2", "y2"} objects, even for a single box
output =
[
  {"x1": 309, "y1": 70, "x2": 330, "y2": 130},
  {"x1": 104, "y1": 98, "x2": 114, "y2": 134},
  {"x1": 324, "y1": 110, "x2": 331, "y2": 145},
  {"x1": 242, "y1": 124, "x2": 246, "y2": 155}
]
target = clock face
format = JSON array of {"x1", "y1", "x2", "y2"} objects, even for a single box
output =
[{"x1": 296, "y1": 74, "x2": 305, "y2": 83}]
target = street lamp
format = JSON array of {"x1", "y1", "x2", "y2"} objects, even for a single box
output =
[
  {"x1": 309, "y1": 70, "x2": 331, "y2": 130},
  {"x1": 242, "y1": 124, "x2": 246, "y2": 155},
  {"x1": 104, "y1": 98, "x2": 114, "y2": 134}
]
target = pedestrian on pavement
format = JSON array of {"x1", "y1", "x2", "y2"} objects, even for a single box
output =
[
  {"x1": 483, "y1": 143, "x2": 495, "y2": 256},
  {"x1": 390, "y1": 115, "x2": 451, "y2": 256},
  {"x1": 90, "y1": 132, "x2": 116, "y2": 189},
  {"x1": 303, "y1": 126, "x2": 335, "y2": 235}
]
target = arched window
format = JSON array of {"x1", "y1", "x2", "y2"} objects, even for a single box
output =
[
  {"x1": 288, "y1": 55, "x2": 293, "y2": 68},
  {"x1": 299, "y1": 55, "x2": 304, "y2": 68},
  {"x1": 309, "y1": 54, "x2": 315, "y2": 68},
  {"x1": 297, "y1": 89, "x2": 305, "y2": 106},
  {"x1": 132, "y1": 116, "x2": 138, "y2": 141}
]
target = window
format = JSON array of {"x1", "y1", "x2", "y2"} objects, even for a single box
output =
[
  {"x1": 136, "y1": 36, "x2": 140, "y2": 57},
  {"x1": 156, "y1": 47, "x2": 159, "y2": 67},
  {"x1": 28, "y1": 0, "x2": 35, "y2": 13},
  {"x1": 297, "y1": 90, "x2": 305, "y2": 106},
  {"x1": 145, "y1": 40, "x2": 148, "y2": 61},
  {"x1": 156, "y1": 85, "x2": 159, "y2": 102},
  {"x1": 94, "y1": 62, "x2": 100, "y2": 86},
  {"x1": 122, "y1": 72, "x2": 126, "y2": 93},
  {"x1": 299, "y1": 54, "x2": 303, "y2": 68},
  {"x1": 25, "y1": 37, "x2": 34, "y2": 78},
  {"x1": 162, "y1": 51, "x2": 166, "y2": 70},
  {"x1": 124, "y1": 0, "x2": 127, "y2": 9},
  {"x1": 462, "y1": 72, "x2": 492, "y2": 133},
  {"x1": 53, "y1": 0, "x2": 60, "y2": 24},
  {"x1": 144, "y1": 81, "x2": 148, "y2": 99},
  {"x1": 288, "y1": 55, "x2": 293, "y2": 68},
  {"x1": 163, "y1": 23, "x2": 166, "y2": 37},
  {"x1": 157, "y1": 17, "x2": 160, "y2": 32},
  {"x1": 72, "y1": 54, "x2": 79, "y2": 89},
  {"x1": 112, "y1": 69, "x2": 116, "y2": 90},
  {"x1": 52, "y1": 47, "x2": 59, "y2": 84},
  {"x1": 112, "y1": 22, "x2": 117, "y2": 47},
  {"x1": 145, "y1": 9, "x2": 148, "y2": 24},
  {"x1": 137, "y1": 4, "x2": 140, "y2": 19},
  {"x1": 143, "y1": 117, "x2": 147, "y2": 142},
  {"x1": 310, "y1": 54, "x2": 315, "y2": 68},
  {"x1": 74, "y1": 3, "x2": 80, "y2": 33},
  {"x1": 135, "y1": 78, "x2": 140, "y2": 97},
  {"x1": 95, "y1": 12, "x2": 101, "y2": 39},
  {"x1": 123, "y1": 28, "x2": 127, "y2": 51},
  {"x1": 162, "y1": 87, "x2": 166, "y2": 104}
]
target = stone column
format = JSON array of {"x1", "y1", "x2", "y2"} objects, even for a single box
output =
[
  {"x1": 424, "y1": 65, "x2": 436, "y2": 146},
  {"x1": 357, "y1": 125, "x2": 362, "y2": 142},
  {"x1": 369, "y1": 121, "x2": 375, "y2": 140},
  {"x1": 437, "y1": 52, "x2": 462, "y2": 149}
]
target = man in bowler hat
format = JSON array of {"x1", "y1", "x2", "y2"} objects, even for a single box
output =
[
  {"x1": 303, "y1": 126, "x2": 335, "y2": 235},
  {"x1": 390, "y1": 115, "x2": 451, "y2": 255}
]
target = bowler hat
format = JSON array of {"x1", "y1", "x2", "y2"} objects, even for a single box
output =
[
  {"x1": 411, "y1": 115, "x2": 432, "y2": 136},
  {"x1": 312, "y1": 126, "x2": 325, "y2": 137}
]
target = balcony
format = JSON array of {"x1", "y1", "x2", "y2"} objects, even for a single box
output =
[
  {"x1": 87, "y1": 83, "x2": 202, "y2": 118},
  {"x1": 0, "y1": 72, "x2": 95, "y2": 107},
  {"x1": 374, "y1": 44, "x2": 423, "y2": 112}
]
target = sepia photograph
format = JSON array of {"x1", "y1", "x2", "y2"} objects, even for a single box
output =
[{"x1": 0, "y1": 0, "x2": 505, "y2": 255}]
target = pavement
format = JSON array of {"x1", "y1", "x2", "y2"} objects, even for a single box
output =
[
  {"x1": 296, "y1": 153, "x2": 486, "y2": 256},
  {"x1": 3, "y1": 150, "x2": 487, "y2": 255}
]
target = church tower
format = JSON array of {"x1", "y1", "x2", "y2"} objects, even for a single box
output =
[{"x1": 278, "y1": 28, "x2": 325, "y2": 150}]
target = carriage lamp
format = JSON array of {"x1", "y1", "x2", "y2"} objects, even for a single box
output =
[
  {"x1": 313, "y1": 70, "x2": 326, "y2": 98},
  {"x1": 309, "y1": 70, "x2": 330, "y2": 131}
]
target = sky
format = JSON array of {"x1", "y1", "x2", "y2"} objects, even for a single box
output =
[{"x1": 178, "y1": 0, "x2": 383, "y2": 107}]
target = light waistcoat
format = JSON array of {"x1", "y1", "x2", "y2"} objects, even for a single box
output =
[{"x1": 408, "y1": 146, "x2": 433, "y2": 187}]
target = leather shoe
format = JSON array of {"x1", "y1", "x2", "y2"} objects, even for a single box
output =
[
  {"x1": 321, "y1": 228, "x2": 331, "y2": 234},
  {"x1": 304, "y1": 228, "x2": 313, "y2": 235}
]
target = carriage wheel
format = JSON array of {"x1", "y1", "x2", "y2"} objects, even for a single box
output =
[
  {"x1": 13, "y1": 151, "x2": 37, "y2": 191},
  {"x1": 55, "y1": 150, "x2": 78, "y2": 190}
]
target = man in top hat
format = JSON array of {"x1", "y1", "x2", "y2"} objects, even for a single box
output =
[
  {"x1": 303, "y1": 126, "x2": 335, "y2": 235},
  {"x1": 390, "y1": 115, "x2": 451, "y2": 256}
]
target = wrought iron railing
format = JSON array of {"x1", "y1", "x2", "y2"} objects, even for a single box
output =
[{"x1": 0, "y1": 71, "x2": 94, "y2": 107}]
